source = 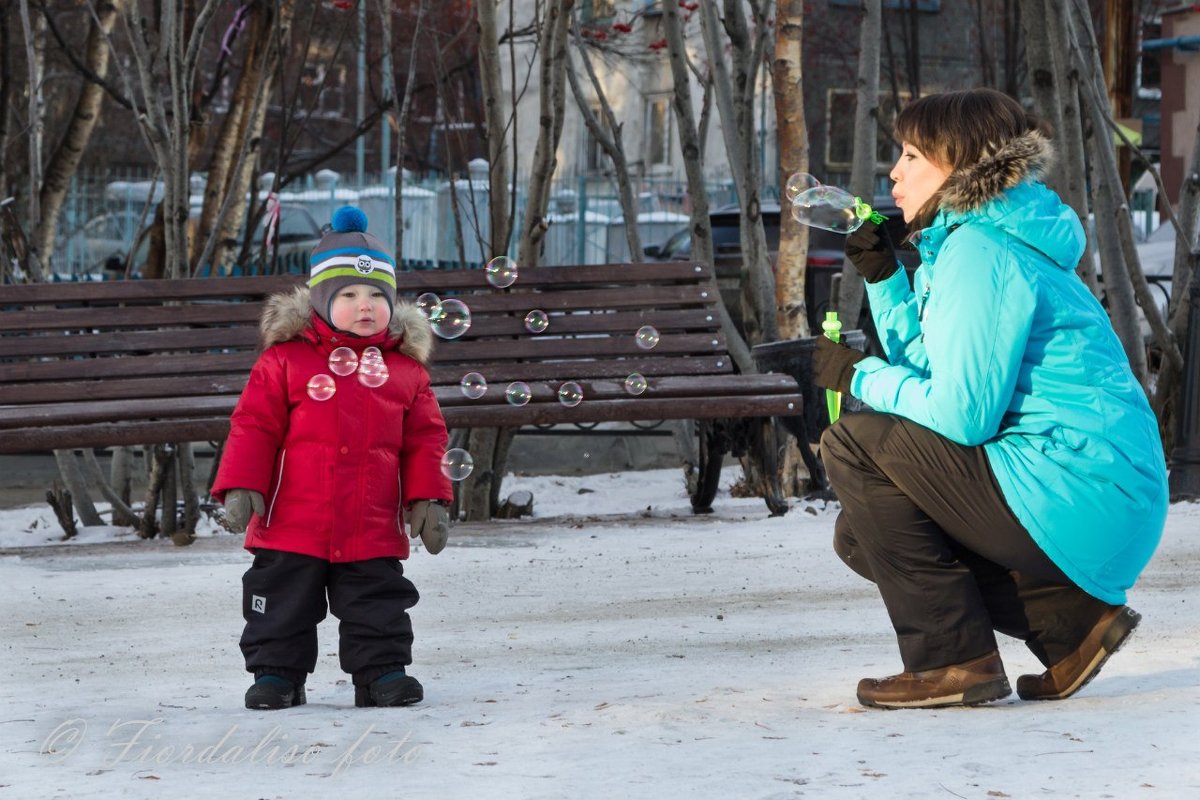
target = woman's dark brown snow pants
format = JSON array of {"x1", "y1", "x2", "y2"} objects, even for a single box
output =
[{"x1": 820, "y1": 411, "x2": 1112, "y2": 673}]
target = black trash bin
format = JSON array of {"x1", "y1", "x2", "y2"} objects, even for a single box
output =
[
  {"x1": 751, "y1": 330, "x2": 868, "y2": 445},
  {"x1": 752, "y1": 331, "x2": 868, "y2": 493}
]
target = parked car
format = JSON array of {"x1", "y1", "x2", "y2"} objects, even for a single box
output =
[
  {"x1": 643, "y1": 198, "x2": 917, "y2": 335},
  {"x1": 63, "y1": 203, "x2": 322, "y2": 277}
]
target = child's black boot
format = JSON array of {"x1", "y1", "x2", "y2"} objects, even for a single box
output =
[
  {"x1": 245, "y1": 673, "x2": 307, "y2": 710},
  {"x1": 355, "y1": 669, "x2": 423, "y2": 707}
]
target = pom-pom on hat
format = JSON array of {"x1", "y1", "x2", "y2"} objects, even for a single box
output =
[{"x1": 308, "y1": 205, "x2": 397, "y2": 329}]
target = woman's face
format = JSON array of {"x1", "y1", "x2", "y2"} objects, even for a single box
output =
[{"x1": 890, "y1": 142, "x2": 952, "y2": 223}]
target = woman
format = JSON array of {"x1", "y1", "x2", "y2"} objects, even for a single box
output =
[{"x1": 812, "y1": 88, "x2": 1168, "y2": 709}]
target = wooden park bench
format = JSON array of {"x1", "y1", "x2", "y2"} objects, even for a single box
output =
[{"x1": 0, "y1": 262, "x2": 805, "y2": 513}]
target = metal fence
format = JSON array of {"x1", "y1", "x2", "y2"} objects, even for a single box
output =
[{"x1": 47, "y1": 165, "x2": 747, "y2": 279}]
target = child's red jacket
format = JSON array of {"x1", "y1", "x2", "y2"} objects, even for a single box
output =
[{"x1": 212, "y1": 288, "x2": 452, "y2": 562}]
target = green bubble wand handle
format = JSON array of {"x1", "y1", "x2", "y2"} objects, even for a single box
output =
[
  {"x1": 853, "y1": 197, "x2": 886, "y2": 225},
  {"x1": 821, "y1": 311, "x2": 843, "y2": 424}
]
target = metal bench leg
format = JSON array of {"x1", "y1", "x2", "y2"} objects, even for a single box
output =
[{"x1": 689, "y1": 419, "x2": 724, "y2": 514}]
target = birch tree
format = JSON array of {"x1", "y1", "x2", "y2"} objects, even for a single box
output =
[
  {"x1": 697, "y1": 0, "x2": 777, "y2": 345},
  {"x1": 35, "y1": 0, "x2": 125, "y2": 269},
  {"x1": 192, "y1": 1, "x2": 296, "y2": 276},
  {"x1": 772, "y1": 0, "x2": 808, "y2": 341}
]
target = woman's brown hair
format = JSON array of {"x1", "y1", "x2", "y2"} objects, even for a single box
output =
[{"x1": 894, "y1": 88, "x2": 1050, "y2": 228}]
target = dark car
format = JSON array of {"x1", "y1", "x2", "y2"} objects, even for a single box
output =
[{"x1": 644, "y1": 198, "x2": 917, "y2": 335}]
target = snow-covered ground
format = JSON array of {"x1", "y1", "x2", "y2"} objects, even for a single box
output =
[{"x1": 2, "y1": 466, "x2": 1198, "y2": 799}]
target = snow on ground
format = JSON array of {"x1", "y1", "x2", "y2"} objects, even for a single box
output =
[{"x1": 1, "y1": 466, "x2": 1198, "y2": 799}]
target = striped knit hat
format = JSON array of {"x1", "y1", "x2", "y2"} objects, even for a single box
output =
[{"x1": 309, "y1": 206, "x2": 397, "y2": 328}]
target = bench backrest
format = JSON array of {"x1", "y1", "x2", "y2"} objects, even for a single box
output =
[{"x1": 0, "y1": 263, "x2": 800, "y2": 452}]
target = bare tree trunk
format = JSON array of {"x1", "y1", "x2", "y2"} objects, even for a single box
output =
[
  {"x1": 1067, "y1": 0, "x2": 1145, "y2": 383},
  {"x1": 565, "y1": 23, "x2": 641, "y2": 260},
  {"x1": 388, "y1": 0, "x2": 430, "y2": 261},
  {"x1": 0, "y1": 10, "x2": 12, "y2": 197},
  {"x1": 114, "y1": 0, "x2": 222, "y2": 278},
  {"x1": 698, "y1": 0, "x2": 777, "y2": 344},
  {"x1": 82, "y1": 449, "x2": 138, "y2": 524},
  {"x1": 517, "y1": 0, "x2": 573, "y2": 264},
  {"x1": 173, "y1": 442, "x2": 197, "y2": 545},
  {"x1": 138, "y1": 444, "x2": 174, "y2": 539},
  {"x1": 772, "y1": 0, "x2": 810, "y2": 341},
  {"x1": 1021, "y1": 0, "x2": 1065, "y2": 188},
  {"x1": 109, "y1": 446, "x2": 138, "y2": 526},
  {"x1": 663, "y1": 0, "x2": 751, "y2": 373},
  {"x1": 35, "y1": 0, "x2": 123, "y2": 271},
  {"x1": 459, "y1": 1, "x2": 574, "y2": 522},
  {"x1": 53, "y1": 450, "x2": 102, "y2": 527},
  {"x1": 837, "y1": 0, "x2": 881, "y2": 329},
  {"x1": 1153, "y1": 117, "x2": 1200, "y2": 449},
  {"x1": 1036, "y1": 0, "x2": 1099, "y2": 296},
  {"x1": 17, "y1": 0, "x2": 43, "y2": 258},
  {"x1": 477, "y1": 0, "x2": 511, "y2": 260}
]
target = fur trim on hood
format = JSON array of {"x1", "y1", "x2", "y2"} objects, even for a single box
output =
[
  {"x1": 258, "y1": 286, "x2": 434, "y2": 364},
  {"x1": 939, "y1": 130, "x2": 1055, "y2": 213}
]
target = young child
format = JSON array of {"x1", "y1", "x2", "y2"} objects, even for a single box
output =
[{"x1": 212, "y1": 206, "x2": 453, "y2": 710}]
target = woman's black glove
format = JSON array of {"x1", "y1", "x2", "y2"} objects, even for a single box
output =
[
  {"x1": 844, "y1": 218, "x2": 899, "y2": 284},
  {"x1": 813, "y1": 335, "x2": 867, "y2": 396}
]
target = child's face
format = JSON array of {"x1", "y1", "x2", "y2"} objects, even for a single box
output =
[{"x1": 329, "y1": 284, "x2": 391, "y2": 336}]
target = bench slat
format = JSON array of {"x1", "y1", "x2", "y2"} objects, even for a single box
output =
[
  {"x1": 0, "y1": 351, "x2": 256, "y2": 383},
  {"x1": 0, "y1": 327, "x2": 258, "y2": 358},
  {"x1": 0, "y1": 303, "x2": 263, "y2": 332}
]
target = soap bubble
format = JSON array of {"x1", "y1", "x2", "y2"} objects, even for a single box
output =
[
  {"x1": 505, "y1": 381, "x2": 531, "y2": 406},
  {"x1": 790, "y1": 184, "x2": 861, "y2": 233},
  {"x1": 357, "y1": 360, "x2": 389, "y2": 388},
  {"x1": 416, "y1": 292, "x2": 441, "y2": 318},
  {"x1": 306, "y1": 373, "x2": 336, "y2": 401},
  {"x1": 485, "y1": 256, "x2": 518, "y2": 288},
  {"x1": 431, "y1": 299, "x2": 472, "y2": 339},
  {"x1": 624, "y1": 373, "x2": 648, "y2": 396},
  {"x1": 328, "y1": 346, "x2": 359, "y2": 376},
  {"x1": 524, "y1": 309, "x2": 549, "y2": 334},
  {"x1": 460, "y1": 372, "x2": 488, "y2": 399},
  {"x1": 635, "y1": 325, "x2": 660, "y2": 350},
  {"x1": 784, "y1": 171, "x2": 821, "y2": 202},
  {"x1": 557, "y1": 381, "x2": 583, "y2": 407},
  {"x1": 361, "y1": 346, "x2": 383, "y2": 364},
  {"x1": 441, "y1": 448, "x2": 474, "y2": 481}
]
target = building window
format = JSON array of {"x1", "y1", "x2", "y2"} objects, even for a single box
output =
[
  {"x1": 646, "y1": 97, "x2": 672, "y2": 167},
  {"x1": 585, "y1": 104, "x2": 610, "y2": 172},
  {"x1": 825, "y1": 89, "x2": 909, "y2": 171},
  {"x1": 1138, "y1": 19, "x2": 1162, "y2": 97},
  {"x1": 581, "y1": 0, "x2": 617, "y2": 24}
]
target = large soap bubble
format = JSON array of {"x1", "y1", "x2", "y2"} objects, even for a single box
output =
[
  {"x1": 441, "y1": 448, "x2": 474, "y2": 481},
  {"x1": 431, "y1": 299, "x2": 472, "y2": 339},
  {"x1": 485, "y1": 256, "x2": 518, "y2": 288}
]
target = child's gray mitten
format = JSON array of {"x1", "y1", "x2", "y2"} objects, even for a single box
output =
[
  {"x1": 223, "y1": 489, "x2": 265, "y2": 533},
  {"x1": 409, "y1": 500, "x2": 449, "y2": 554}
]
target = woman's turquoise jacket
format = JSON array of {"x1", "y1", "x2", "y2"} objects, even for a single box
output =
[{"x1": 852, "y1": 133, "x2": 1167, "y2": 604}]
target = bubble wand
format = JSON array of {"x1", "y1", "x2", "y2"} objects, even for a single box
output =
[
  {"x1": 821, "y1": 311, "x2": 843, "y2": 424},
  {"x1": 785, "y1": 172, "x2": 885, "y2": 233}
]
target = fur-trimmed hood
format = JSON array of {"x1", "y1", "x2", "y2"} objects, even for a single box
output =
[
  {"x1": 939, "y1": 130, "x2": 1054, "y2": 213},
  {"x1": 258, "y1": 286, "x2": 434, "y2": 363}
]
